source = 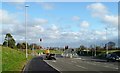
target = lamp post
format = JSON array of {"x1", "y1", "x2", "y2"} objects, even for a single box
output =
[
  {"x1": 25, "y1": 5, "x2": 29, "y2": 59},
  {"x1": 94, "y1": 37, "x2": 96, "y2": 57},
  {"x1": 91, "y1": 30, "x2": 96, "y2": 56},
  {"x1": 7, "y1": 35, "x2": 8, "y2": 47},
  {"x1": 105, "y1": 27, "x2": 108, "y2": 55}
]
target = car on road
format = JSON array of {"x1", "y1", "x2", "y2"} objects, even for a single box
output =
[
  {"x1": 46, "y1": 53, "x2": 56, "y2": 60},
  {"x1": 106, "y1": 53, "x2": 120, "y2": 62}
]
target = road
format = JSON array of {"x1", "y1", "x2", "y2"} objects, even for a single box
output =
[
  {"x1": 44, "y1": 55, "x2": 119, "y2": 73},
  {"x1": 23, "y1": 56, "x2": 59, "y2": 73},
  {"x1": 23, "y1": 55, "x2": 119, "y2": 73}
]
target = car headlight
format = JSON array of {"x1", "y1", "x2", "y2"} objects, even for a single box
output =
[
  {"x1": 112, "y1": 57, "x2": 115, "y2": 59},
  {"x1": 118, "y1": 57, "x2": 120, "y2": 60}
]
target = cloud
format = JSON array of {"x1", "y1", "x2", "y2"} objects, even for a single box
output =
[
  {"x1": 0, "y1": 9, "x2": 19, "y2": 25},
  {"x1": 60, "y1": 31, "x2": 82, "y2": 41},
  {"x1": 3, "y1": 0, "x2": 26, "y2": 2},
  {"x1": 72, "y1": 16, "x2": 80, "y2": 21},
  {"x1": 102, "y1": 15, "x2": 118, "y2": 26},
  {"x1": 80, "y1": 21, "x2": 90, "y2": 28},
  {"x1": 47, "y1": 24, "x2": 60, "y2": 39},
  {"x1": 95, "y1": 30, "x2": 106, "y2": 35},
  {"x1": 39, "y1": 3, "x2": 54, "y2": 10},
  {"x1": 87, "y1": 3, "x2": 118, "y2": 27},
  {"x1": 87, "y1": 3, "x2": 108, "y2": 17},
  {"x1": 34, "y1": 18, "x2": 48, "y2": 25}
]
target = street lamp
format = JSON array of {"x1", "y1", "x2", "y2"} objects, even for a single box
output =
[
  {"x1": 105, "y1": 27, "x2": 108, "y2": 55},
  {"x1": 7, "y1": 35, "x2": 8, "y2": 47},
  {"x1": 93, "y1": 32, "x2": 96, "y2": 56},
  {"x1": 25, "y1": 5, "x2": 29, "y2": 59},
  {"x1": 94, "y1": 37, "x2": 96, "y2": 57},
  {"x1": 91, "y1": 30, "x2": 96, "y2": 56}
]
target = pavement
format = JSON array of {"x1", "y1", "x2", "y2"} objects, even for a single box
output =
[{"x1": 23, "y1": 54, "x2": 119, "y2": 73}]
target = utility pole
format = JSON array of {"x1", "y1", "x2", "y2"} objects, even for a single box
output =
[{"x1": 25, "y1": 5, "x2": 29, "y2": 59}]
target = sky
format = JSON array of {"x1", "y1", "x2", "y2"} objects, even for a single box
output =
[{"x1": 0, "y1": 2, "x2": 119, "y2": 48}]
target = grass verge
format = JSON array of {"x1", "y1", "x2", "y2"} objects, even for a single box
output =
[{"x1": 2, "y1": 46, "x2": 33, "y2": 71}]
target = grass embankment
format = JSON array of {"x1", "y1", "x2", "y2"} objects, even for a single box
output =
[
  {"x1": 2, "y1": 46, "x2": 33, "y2": 71},
  {"x1": 0, "y1": 46, "x2": 2, "y2": 72}
]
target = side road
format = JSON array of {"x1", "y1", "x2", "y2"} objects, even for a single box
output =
[{"x1": 22, "y1": 56, "x2": 60, "y2": 73}]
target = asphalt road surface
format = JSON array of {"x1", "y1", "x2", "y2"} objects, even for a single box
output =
[
  {"x1": 23, "y1": 55, "x2": 119, "y2": 73},
  {"x1": 23, "y1": 56, "x2": 59, "y2": 73}
]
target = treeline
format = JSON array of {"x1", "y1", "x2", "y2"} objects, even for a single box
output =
[{"x1": 2, "y1": 33, "x2": 42, "y2": 50}]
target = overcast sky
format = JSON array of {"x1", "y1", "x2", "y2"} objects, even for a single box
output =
[{"x1": 0, "y1": 2, "x2": 118, "y2": 48}]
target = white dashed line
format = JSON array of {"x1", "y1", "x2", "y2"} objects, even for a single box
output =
[{"x1": 76, "y1": 65, "x2": 87, "y2": 69}]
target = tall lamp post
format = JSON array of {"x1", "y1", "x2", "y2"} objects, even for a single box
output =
[
  {"x1": 105, "y1": 27, "x2": 108, "y2": 55},
  {"x1": 25, "y1": 5, "x2": 29, "y2": 59},
  {"x1": 94, "y1": 32, "x2": 96, "y2": 57}
]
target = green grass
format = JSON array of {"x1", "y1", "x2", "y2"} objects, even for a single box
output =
[
  {"x1": 2, "y1": 46, "x2": 33, "y2": 71},
  {"x1": 0, "y1": 46, "x2": 2, "y2": 72}
]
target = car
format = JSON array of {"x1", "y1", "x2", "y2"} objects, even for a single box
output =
[
  {"x1": 46, "y1": 53, "x2": 56, "y2": 60},
  {"x1": 106, "y1": 53, "x2": 120, "y2": 62}
]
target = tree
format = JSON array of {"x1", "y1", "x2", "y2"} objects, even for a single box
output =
[
  {"x1": 3, "y1": 33, "x2": 16, "y2": 48},
  {"x1": 21, "y1": 42, "x2": 28, "y2": 49},
  {"x1": 16, "y1": 43, "x2": 21, "y2": 49},
  {"x1": 104, "y1": 41, "x2": 116, "y2": 50},
  {"x1": 96, "y1": 46, "x2": 101, "y2": 50},
  {"x1": 80, "y1": 45, "x2": 86, "y2": 50},
  {"x1": 107, "y1": 41, "x2": 115, "y2": 49},
  {"x1": 29, "y1": 43, "x2": 39, "y2": 50}
]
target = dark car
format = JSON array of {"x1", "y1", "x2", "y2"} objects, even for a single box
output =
[
  {"x1": 106, "y1": 53, "x2": 120, "y2": 62},
  {"x1": 46, "y1": 53, "x2": 56, "y2": 60}
]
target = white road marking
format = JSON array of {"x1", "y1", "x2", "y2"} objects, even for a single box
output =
[
  {"x1": 104, "y1": 65, "x2": 118, "y2": 69},
  {"x1": 74, "y1": 58, "x2": 81, "y2": 59},
  {"x1": 98, "y1": 72, "x2": 103, "y2": 73},
  {"x1": 44, "y1": 60, "x2": 60, "y2": 71},
  {"x1": 86, "y1": 62, "x2": 97, "y2": 66},
  {"x1": 71, "y1": 61, "x2": 77, "y2": 63},
  {"x1": 76, "y1": 65, "x2": 87, "y2": 69},
  {"x1": 52, "y1": 60, "x2": 56, "y2": 62},
  {"x1": 115, "y1": 67, "x2": 118, "y2": 69}
]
